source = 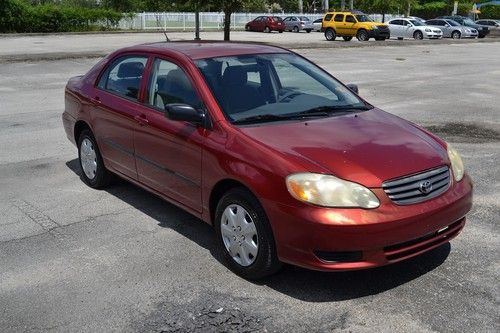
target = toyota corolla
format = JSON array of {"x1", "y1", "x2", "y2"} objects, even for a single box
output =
[{"x1": 62, "y1": 42, "x2": 473, "y2": 279}]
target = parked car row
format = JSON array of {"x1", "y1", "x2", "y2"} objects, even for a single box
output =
[
  {"x1": 245, "y1": 15, "x2": 315, "y2": 33},
  {"x1": 245, "y1": 12, "x2": 495, "y2": 42}
]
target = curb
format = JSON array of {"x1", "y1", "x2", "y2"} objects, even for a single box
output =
[{"x1": 0, "y1": 38, "x2": 498, "y2": 63}]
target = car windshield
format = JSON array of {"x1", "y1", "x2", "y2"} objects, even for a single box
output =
[
  {"x1": 195, "y1": 53, "x2": 369, "y2": 124},
  {"x1": 299, "y1": 16, "x2": 310, "y2": 21},
  {"x1": 463, "y1": 18, "x2": 475, "y2": 25},
  {"x1": 447, "y1": 20, "x2": 460, "y2": 26},
  {"x1": 356, "y1": 15, "x2": 372, "y2": 22},
  {"x1": 410, "y1": 20, "x2": 424, "y2": 26}
]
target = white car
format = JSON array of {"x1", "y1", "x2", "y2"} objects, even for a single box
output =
[{"x1": 388, "y1": 18, "x2": 443, "y2": 40}]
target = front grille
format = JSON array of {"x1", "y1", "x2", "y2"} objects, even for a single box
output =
[{"x1": 382, "y1": 166, "x2": 450, "y2": 205}]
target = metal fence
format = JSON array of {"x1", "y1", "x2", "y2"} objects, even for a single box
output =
[{"x1": 118, "y1": 12, "x2": 326, "y2": 31}]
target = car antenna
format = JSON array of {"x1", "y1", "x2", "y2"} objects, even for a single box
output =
[{"x1": 153, "y1": 13, "x2": 170, "y2": 42}]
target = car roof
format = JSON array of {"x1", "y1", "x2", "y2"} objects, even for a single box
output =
[{"x1": 120, "y1": 42, "x2": 290, "y2": 60}]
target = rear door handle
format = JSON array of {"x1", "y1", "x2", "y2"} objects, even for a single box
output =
[
  {"x1": 134, "y1": 114, "x2": 149, "y2": 126},
  {"x1": 90, "y1": 96, "x2": 101, "y2": 104}
]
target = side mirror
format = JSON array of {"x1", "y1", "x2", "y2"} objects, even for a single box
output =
[
  {"x1": 164, "y1": 103, "x2": 209, "y2": 127},
  {"x1": 346, "y1": 83, "x2": 359, "y2": 94}
]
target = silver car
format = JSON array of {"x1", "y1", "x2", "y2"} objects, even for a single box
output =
[
  {"x1": 387, "y1": 18, "x2": 443, "y2": 39},
  {"x1": 283, "y1": 16, "x2": 314, "y2": 33},
  {"x1": 313, "y1": 18, "x2": 323, "y2": 32},
  {"x1": 426, "y1": 19, "x2": 478, "y2": 39}
]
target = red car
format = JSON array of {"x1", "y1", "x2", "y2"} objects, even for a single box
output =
[
  {"x1": 63, "y1": 42, "x2": 472, "y2": 279},
  {"x1": 245, "y1": 16, "x2": 284, "y2": 33}
]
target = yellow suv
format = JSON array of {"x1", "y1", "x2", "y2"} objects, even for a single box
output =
[{"x1": 322, "y1": 11, "x2": 390, "y2": 41}]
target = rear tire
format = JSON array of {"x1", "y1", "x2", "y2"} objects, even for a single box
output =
[
  {"x1": 342, "y1": 36, "x2": 353, "y2": 41},
  {"x1": 357, "y1": 29, "x2": 369, "y2": 41},
  {"x1": 306, "y1": 29, "x2": 312, "y2": 33},
  {"x1": 264, "y1": 26, "x2": 270, "y2": 33},
  {"x1": 413, "y1": 30, "x2": 424, "y2": 40},
  {"x1": 78, "y1": 129, "x2": 112, "y2": 188},
  {"x1": 279, "y1": 30, "x2": 283, "y2": 33},
  {"x1": 215, "y1": 188, "x2": 282, "y2": 280},
  {"x1": 293, "y1": 26, "x2": 299, "y2": 33},
  {"x1": 325, "y1": 28, "x2": 336, "y2": 41},
  {"x1": 451, "y1": 31, "x2": 461, "y2": 39}
]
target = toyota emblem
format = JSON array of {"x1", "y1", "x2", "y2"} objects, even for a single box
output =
[{"x1": 419, "y1": 180, "x2": 433, "y2": 194}]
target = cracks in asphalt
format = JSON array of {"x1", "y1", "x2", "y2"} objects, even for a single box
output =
[
  {"x1": 135, "y1": 291, "x2": 271, "y2": 333},
  {"x1": 424, "y1": 122, "x2": 500, "y2": 143},
  {"x1": 3, "y1": 196, "x2": 131, "y2": 245}
]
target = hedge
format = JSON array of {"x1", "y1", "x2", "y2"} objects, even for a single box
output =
[
  {"x1": 479, "y1": 5, "x2": 500, "y2": 19},
  {"x1": 411, "y1": 2, "x2": 476, "y2": 19},
  {"x1": 0, "y1": 0, "x2": 124, "y2": 33}
]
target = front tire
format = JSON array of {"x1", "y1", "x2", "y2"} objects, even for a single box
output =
[
  {"x1": 413, "y1": 30, "x2": 424, "y2": 40},
  {"x1": 357, "y1": 29, "x2": 369, "y2": 41},
  {"x1": 342, "y1": 36, "x2": 353, "y2": 41},
  {"x1": 325, "y1": 28, "x2": 336, "y2": 41},
  {"x1": 452, "y1": 31, "x2": 461, "y2": 39},
  {"x1": 78, "y1": 129, "x2": 112, "y2": 188},
  {"x1": 306, "y1": 29, "x2": 312, "y2": 33},
  {"x1": 215, "y1": 188, "x2": 281, "y2": 279}
]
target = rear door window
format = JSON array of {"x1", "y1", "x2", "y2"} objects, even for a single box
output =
[
  {"x1": 98, "y1": 56, "x2": 148, "y2": 100},
  {"x1": 334, "y1": 14, "x2": 344, "y2": 22}
]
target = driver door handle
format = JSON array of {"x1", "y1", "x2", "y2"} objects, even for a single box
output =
[{"x1": 134, "y1": 114, "x2": 149, "y2": 126}]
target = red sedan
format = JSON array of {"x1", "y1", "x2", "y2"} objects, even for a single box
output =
[
  {"x1": 62, "y1": 42, "x2": 472, "y2": 279},
  {"x1": 245, "y1": 16, "x2": 284, "y2": 33}
]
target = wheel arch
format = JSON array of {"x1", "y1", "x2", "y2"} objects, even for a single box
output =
[
  {"x1": 74, "y1": 120, "x2": 92, "y2": 144},
  {"x1": 209, "y1": 178, "x2": 256, "y2": 225}
]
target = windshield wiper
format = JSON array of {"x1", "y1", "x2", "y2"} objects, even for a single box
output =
[
  {"x1": 299, "y1": 105, "x2": 372, "y2": 114},
  {"x1": 232, "y1": 105, "x2": 372, "y2": 125},
  {"x1": 232, "y1": 114, "x2": 289, "y2": 125}
]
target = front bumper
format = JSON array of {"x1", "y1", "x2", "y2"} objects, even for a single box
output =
[
  {"x1": 478, "y1": 29, "x2": 490, "y2": 38},
  {"x1": 463, "y1": 31, "x2": 479, "y2": 38},
  {"x1": 263, "y1": 174, "x2": 473, "y2": 271},
  {"x1": 425, "y1": 31, "x2": 443, "y2": 39},
  {"x1": 367, "y1": 28, "x2": 390, "y2": 39}
]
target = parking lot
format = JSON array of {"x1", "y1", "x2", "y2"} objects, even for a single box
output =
[{"x1": 0, "y1": 33, "x2": 499, "y2": 332}]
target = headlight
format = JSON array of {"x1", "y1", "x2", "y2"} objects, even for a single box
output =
[
  {"x1": 447, "y1": 144, "x2": 464, "y2": 182},
  {"x1": 372, "y1": 26, "x2": 379, "y2": 30},
  {"x1": 286, "y1": 173, "x2": 380, "y2": 208},
  {"x1": 425, "y1": 28, "x2": 431, "y2": 32},
  {"x1": 465, "y1": 29, "x2": 471, "y2": 32}
]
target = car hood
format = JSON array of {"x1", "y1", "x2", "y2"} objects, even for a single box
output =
[{"x1": 237, "y1": 108, "x2": 448, "y2": 188}]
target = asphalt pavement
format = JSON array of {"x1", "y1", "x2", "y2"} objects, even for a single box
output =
[{"x1": 0, "y1": 34, "x2": 499, "y2": 332}]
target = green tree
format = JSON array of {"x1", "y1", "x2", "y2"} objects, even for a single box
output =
[{"x1": 357, "y1": 0, "x2": 399, "y2": 21}]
